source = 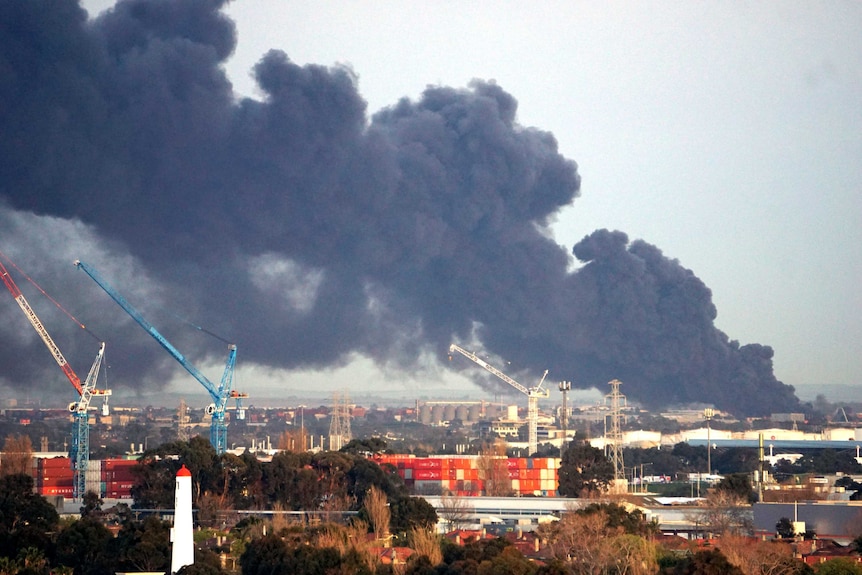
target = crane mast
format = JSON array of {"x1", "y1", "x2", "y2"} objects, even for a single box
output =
[
  {"x1": 0, "y1": 259, "x2": 109, "y2": 499},
  {"x1": 69, "y1": 343, "x2": 107, "y2": 499},
  {"x1": 74, "y1": 260, "x2": 237, "y2": 454},
  {"x1": 449, "y1": 344, "x2": 549, "y2": 456}
]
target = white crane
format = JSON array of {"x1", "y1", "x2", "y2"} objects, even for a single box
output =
[{"x1": 448, "y1": 344, "x2": 548, "y2": 456}]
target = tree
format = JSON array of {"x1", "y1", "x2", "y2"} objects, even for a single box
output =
[
  {"x1": 346, "y1": 456, "x2": 405, "y2": 506},
  {"x1": 558, "y1": 441, "x2": 614, "y2": 497},
  {"x1": 363, "y1": 485, "x2": 390, "y2": 541},
  {"x1": 390, "y1": 496, "x2": 438, "y2": 535},
  {"x1": 700, "y1": 489, "x2": 753, "y2": 537},
  {"x1": 813, "y1": 558, "x2": 862, "y2": 575},
  {"x1": 577, "y1": 502, "x2": 657, "y2": 536},
  {"x1": 776, "y1": 517, "x2": 795, "y2": 539},
  {"x1": 239, "y1": 534, "x2": 289, "y2": 575},
  {"x1": 671, "y1": 549, "x2": 744, "y2": 575},
  {"x1": 240, "y1": 533, "x2": 376, "y2": 575},
  {"x1": 476, "y1": 545, "x2": 536, "y2": 575},
  {"x1": 0, "y1": 436, "x2": 32, "y2": 477},
  {"x1": 109, "y1": 515, "x2": 171, "y2": 573},
  {"x1": 438, "y1": 493, "x2": 474, "y2": 531},
  {"x1": 714, "y1": 473, "x2": 757, "y2": 503},
  {"x1": 609, "y1": 533, "x2": 657, "y2": 575},
  {"x1": 408, "y1": 526, "x2": 442, "y2": 567},
  {"x1": 712, "y1": 448, "x2": 762, "y2": 476},
  {"x1": 718, "y1": 536, "x2": 807, "y2": 575},
  {"x1": 79, "y1": 491, "x2": 103, "y2": 519},
  {"x1": 54, "y1": 518, "x2": 114, "y2": 575},
  {"x1": 540, "y1": 508, "x2": 611, "y2": 570},
  {"x1": 476, "y1": 441, "x2": 512, "y2": 497},
  {"x1": 340, "y1": 438, "x2": 388, "y2": 455},
  {"x1": 0, "y1": 474, "x2": 60, "y2": 544},
  {"x1": 262, "y1": 450, "x2": 316, "y2": 509},
  {"x1": 176, "y1": 564, "x2": 224, "y2": 575}
]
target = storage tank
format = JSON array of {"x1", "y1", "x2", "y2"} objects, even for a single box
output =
[
  {"x1": 468, "y1": 404, "x2": 482, "y2": 422},
  {"x1": 444, "y1": 404, "x2": 456, "y2": 421},
  {"x1": 455, "y1": 405, "x2": 468, "y2": 422},
  {"x1": 419, "y1": 405, "x2": 432, "y2": 425},
  {"x1": 431, "y1": 405, "x2": 444, "y2": 424}
]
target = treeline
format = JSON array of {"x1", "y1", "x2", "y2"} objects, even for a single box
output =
[{"x1": 129, "y1": 436, "x2": 437, "y2": 531}]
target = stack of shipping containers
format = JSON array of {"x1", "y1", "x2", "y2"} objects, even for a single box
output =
[
  {"x1": 103, "y1": 458, "x2": 136, "y2": 498},
  {"x1": 374, "y1": 454, "x2": 559, "y2": 497},
  {"x1": 36, "y1": 456, "x2": 74, "y2": 498},
  {"x1": 31, "y1": 457, "x2": 137, "y2": 499}
]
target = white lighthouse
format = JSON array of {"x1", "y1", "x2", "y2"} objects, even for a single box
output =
[{"x1": 170, "y1": 464, "x2": 194, "y2": 573}]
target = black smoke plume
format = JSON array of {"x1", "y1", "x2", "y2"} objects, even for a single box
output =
[{"x1": 0, "y1": 0, "x2": 800, "y2": 416}]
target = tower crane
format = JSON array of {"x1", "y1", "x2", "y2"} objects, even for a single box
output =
[
  {"x1": 0, "y1": 258, "x2": 109, "y2": 500},
  {"x1": 448, "y1": 343, "x2": 548, "y2": 456},
  {"x1": 74, "y1": 260, "x2": 240, "y2": 454}
]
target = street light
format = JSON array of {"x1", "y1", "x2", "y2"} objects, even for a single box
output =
[{"x1": 704, "y1": 408, "x2": 714, "y2": 478}]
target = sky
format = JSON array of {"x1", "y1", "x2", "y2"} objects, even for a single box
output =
[{"x1": 0, "y1": 1, "x2": 859, "y2": 412}]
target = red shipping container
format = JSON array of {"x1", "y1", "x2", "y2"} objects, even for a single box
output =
[
  {"x1": 38, "y1": 474, "x2": 74, "y2": 481},
  {"x1": 103, "y1": 459, "x2": 137, "y2": 469},
  {"x1": 413, "y1": 459, "x2": 442, "y2": 470},
  {"x1": 40, "y1": 487, "x2": 73, "y2": 496},
  {"x1": 104, "y1": 471, "x2": 136, "y2": 482},
  {"x1": 38, "y1": 476, "x2": 74, "y2": 484},
  {"x1": 36, "y1": 477, "x2": 73, "y2": 487},
  {"x1": 413, "y1": 469, "x2": 442, "y2": 481}
]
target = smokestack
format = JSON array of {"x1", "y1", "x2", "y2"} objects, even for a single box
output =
[{"x1": 170, "y1": 464, "x2": 194, "y2": 574}]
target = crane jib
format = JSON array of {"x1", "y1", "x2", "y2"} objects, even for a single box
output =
[{"x1": 15, "y1": 295, "x2": 69, "y2": 367}]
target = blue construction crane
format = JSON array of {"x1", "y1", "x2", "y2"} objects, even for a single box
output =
[
  {"x1": 74, "y1": 260, "x2": 239, "y2": 454},
  {"x1": 0, "y1": 257, "x2": 109, "y2": 499},
  {"x1": 69, "y1": 342, "x2": 107, "y2": 499}
]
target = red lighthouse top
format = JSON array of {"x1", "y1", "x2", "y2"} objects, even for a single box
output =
[{"x1": 177, "y1": 464, "x2": 191, "y2": 477}]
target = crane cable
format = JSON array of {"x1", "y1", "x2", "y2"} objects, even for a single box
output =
[
  {"x1": 0, "y1": 249, "x2": 103, "y2": 343},
  {"x1": 167, "y1": 310, "x2": 234, "y2": 345}
]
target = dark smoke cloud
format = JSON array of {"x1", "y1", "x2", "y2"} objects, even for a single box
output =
[{"x1": 0, "y1": 0, "x2": 800, "y2": 416}]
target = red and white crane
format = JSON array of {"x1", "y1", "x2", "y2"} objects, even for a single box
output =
[{"x1": 0, "y1": 256, "x2": 109, "y2": 499}]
